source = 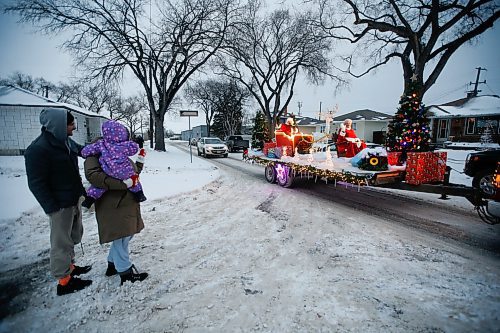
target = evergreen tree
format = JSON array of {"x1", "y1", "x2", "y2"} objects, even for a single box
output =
[
  {"x1": 386, "y1": 80, "x2": 431, "y2": 153},
  {"x1": 251, "y1": 110, "x2": 271, "y2": 149},
  {"x1": 211, "y1": 112, "x2": 225, "y2": 139}
]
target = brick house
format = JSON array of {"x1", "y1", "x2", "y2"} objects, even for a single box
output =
[
  {"x1": 0, "y1": 85, "x2": 109, "y2": 155},
  {"x1": 427, "y1": 95, "x2": 500, "y2": 145}
]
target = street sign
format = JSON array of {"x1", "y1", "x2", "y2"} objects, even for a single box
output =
[
  {"x1": 180, "y1": 110, "x2": 198, "y2": 117},
  {"x1": 180, "y1": 110, "x2": 198, "y2": 163}
]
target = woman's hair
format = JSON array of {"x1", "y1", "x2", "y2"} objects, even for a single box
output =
[
  {"x1": 67, "y1": 112, "x2": 75, "y2": 125},
  {"x1": 344, "y1": 119, "x2": 352, "y2": 125}
]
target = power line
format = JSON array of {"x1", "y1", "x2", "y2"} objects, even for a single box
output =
[
  {"x1": 485, "y1": 83, "x2": 499, "y2": 96},
  {"x1": 426, "y1": 84, "x2": 467, "y2": 104}
]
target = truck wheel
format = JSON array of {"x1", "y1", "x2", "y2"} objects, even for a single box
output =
[
  {"x1": 276, "y1": 165, "x2": 294, "y2": 188},
  {"x1": 473, "y1": 169, "x2": 495, "y2": 198},
  {"x1": 265, "y1": 165, "x2": 277, "y2": 183}
]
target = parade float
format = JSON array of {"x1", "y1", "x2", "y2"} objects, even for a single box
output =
[{"x1": 249, "y1": 103, "x2": 498, "y2": 224}]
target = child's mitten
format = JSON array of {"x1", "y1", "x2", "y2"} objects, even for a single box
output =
[
  {"x1": 123, "y1": 174, "x2": 139, "y2": 188},
  {"x1": 137, "y1": 148, "x2": 146, "y2": 164}
]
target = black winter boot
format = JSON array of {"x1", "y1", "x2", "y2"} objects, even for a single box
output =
[
  {"x1": 120, "y1": 265, "x2": 148, "y2": 285},
  {"x1": 105, "y1": 262, "x2": 117, "y2": 277},
  {"x1": 70, "y1": 264, "x2": 92, "y2": 277},
  {"x1": 57, "y1": 276, "x2": 92, "y2": 296}
]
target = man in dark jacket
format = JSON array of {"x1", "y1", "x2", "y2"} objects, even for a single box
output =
[{"x1": 25, "y1": 108, "x2": 92, "y2": 296}]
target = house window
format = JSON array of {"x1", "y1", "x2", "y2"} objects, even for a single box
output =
[
  {"x1": 352, "y1": 123, "x2": 357, "y2": 130},
  {"x1": 465, "y1": 118, "x2": 476, "y2": 135},
  {"x1": 438, "y1": 119, "x2": 448, "y2": 139}
]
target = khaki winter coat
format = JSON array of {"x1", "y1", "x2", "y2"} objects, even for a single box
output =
[{"x1": 84, "y1": 156, "x2": 144, "y2": 244}]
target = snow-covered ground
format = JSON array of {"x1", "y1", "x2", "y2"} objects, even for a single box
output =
[{"x1": 0, "y1": 143, "x2": 498, "y2": 332}]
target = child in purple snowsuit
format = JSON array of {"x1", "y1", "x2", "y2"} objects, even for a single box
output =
[{"x1": 81, "y1": 120, "x2": 146, "y2": 208}]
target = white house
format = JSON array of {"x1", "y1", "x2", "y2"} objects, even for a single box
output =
[
  {"x1": 332, "y1": 109, "x2": 393, "y2": 144},
  {"x1": 0, "y1": 85, "x2": 109, "y2": 155}
]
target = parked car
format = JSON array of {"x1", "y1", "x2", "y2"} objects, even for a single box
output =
[
  {"x1": 225, "y1": 135, "x2": 250, "y2": 152},
  {"x1": 189, "y1": 138, "x2": 199, "y2": 146},
  {"x1": 464, "y1": 149, "x2": 500, "y2": 197},
  {"x1": 197, "y1": 137, "x2": 229, "y2": 158},
  {"x1": 319, "y1": 143, "x2": 337, "y2": 153}
]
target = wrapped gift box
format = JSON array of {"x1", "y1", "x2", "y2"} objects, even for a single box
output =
[
  {"x1": 387, "y1": 152, "x2": 403, "y2": 166},
  {"x1": 405, "y1": 152, "x2": 447, "y2": 185},
  {"x1": 263, "y1": 142, "x2": 276, "y2": 156},
  {"x1": 275, "y1": 145, "x2": 293, "y2": 159}
]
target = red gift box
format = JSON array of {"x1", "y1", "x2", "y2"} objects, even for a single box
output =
[
  {"x1": 405, "y1": 152, "x2": 447, "y2": 185},
  {"x1": 263, "y1": 142, "x2": 276, "y2": 156},
  {"x1": 387, "y1": 152, "x2": 402, "y2": 166}
]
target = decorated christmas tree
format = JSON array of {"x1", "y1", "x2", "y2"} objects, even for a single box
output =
[
  {"x1": 386, "y1": 78, "x2": 432, "y2": 153},
  {"x1": 480, "y1": 123, "x2": 494, "y2": 144},
  {"x1": 251, "y1": 110, "x2": 271, "y2": 149}
]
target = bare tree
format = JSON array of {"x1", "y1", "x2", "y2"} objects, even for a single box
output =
[
  {"x1": 112, "y1": 95, "x2": 148, "y2": 136},
  {"x1": 211, "y1": 80, "x2": 249, "y2": 137},
  {"x1": 6, "y1": 0, "x2": 242, "y2": 151},
  {"x1": 184, "y1": 79, "x2": 219, "y2": 135},
  {"x1": 216, "y1": 1, "x2": 342, "y2": 132},
  {"x1": 314, "y1": 0, "x2": 499, "y2": 97},
  {"x1": 0, "y1": 71, "x2": 53, "y2": 96},
  {"x1": 51, "y1": 82, "x2": 80, "y2": 103}
]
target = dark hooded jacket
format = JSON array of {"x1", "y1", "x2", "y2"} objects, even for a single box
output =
[{"x1": 24, "y1": 108, "x2": 85, "y2": 214}]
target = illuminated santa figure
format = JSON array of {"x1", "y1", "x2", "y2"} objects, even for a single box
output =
[
  {"x1": 278, "y1": 116, "x2": 299, "y2": 136},
  {"x1": 336, "y1": 118, "x2": 367, "y2": 157}
]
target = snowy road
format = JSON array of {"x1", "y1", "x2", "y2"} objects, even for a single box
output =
[
  {"x1": 1, "y1": 143, "x2": 499, "y2": 332},
  {"x1": 181, "y1": 143, "x2": 500, "y2": 254}
]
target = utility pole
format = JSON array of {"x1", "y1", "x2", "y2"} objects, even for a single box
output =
[
  {"x1": 297, "y1": 101, "x2": 302, "y2": 116},
  {"x1": 467, "y1": 67, "x2": 486, "y2": 98}
]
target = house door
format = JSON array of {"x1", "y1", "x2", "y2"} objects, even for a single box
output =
[{"x1": 437, "y1": 119, "x2": 449, "y2": 140}]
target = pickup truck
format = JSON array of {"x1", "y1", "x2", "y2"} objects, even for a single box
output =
[
  {"x1": 464, "y1": 149, "x2": 500, "y2": 197},
  {"x1": 225, "y1": 135, "x2": 250, "y2": 152}
]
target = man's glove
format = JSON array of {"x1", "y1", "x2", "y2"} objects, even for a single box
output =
[
  {"x1": 137, "y1": 148, "x2": 146, "y2": 164},
  {"x1": 123, "y1": 174, "x2": 139, "y2": 188}
]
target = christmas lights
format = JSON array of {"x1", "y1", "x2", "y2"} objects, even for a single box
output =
[
  {"x1": 251, "y1": 156, "x2": 371, "y2": 186},
  {"x1": 386, "y1": 77, "x2": 431, "y2": 154}
]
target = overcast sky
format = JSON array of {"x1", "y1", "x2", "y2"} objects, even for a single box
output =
[{"x1": 0, "y1": 3, "x2": 499, "y2": 133}]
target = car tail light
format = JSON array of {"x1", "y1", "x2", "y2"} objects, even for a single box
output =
[{"x1": 494, "y1": 162, "x2": 500, "y2": 201}]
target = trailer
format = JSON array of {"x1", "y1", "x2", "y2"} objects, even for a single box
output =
[{"x1": 252, "y1": 154, "x2": 499, "y2": 225}]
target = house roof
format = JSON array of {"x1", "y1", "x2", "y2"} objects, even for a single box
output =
[
  {"x1": 295, "y1": 116, "x2": 325, "y2": 126},
  {"x1": 427, "y1": 95, "x2": 500, "y2": 118},
  {"x1": 0, "y1": 85, "x2": 108, "y2": 119},
  {"x1": 334, "y1": 109, "x2": 392, "y2": 121}
]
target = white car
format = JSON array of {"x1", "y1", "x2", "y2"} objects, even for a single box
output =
[{"x1": 197, "y1": 137, "x2": 229, "y2": 158}]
